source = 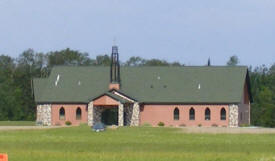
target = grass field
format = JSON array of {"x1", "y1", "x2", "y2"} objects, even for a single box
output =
[
  {"x1": 0, "y1": 125, "x2": 275, "y2": 161},
  {"x1": 0, "y1": 121, "x2": 35, "y2": 126}
]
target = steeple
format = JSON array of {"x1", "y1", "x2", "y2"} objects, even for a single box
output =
[
  {"x1": 207, "y1": 57, "x2": 211, "y2": 66},
  {"x1": 110, "y1": 45, "x2": 121, "y2": 89}
]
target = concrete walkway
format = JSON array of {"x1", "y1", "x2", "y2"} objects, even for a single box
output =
[{"x1": 180, "y1": 126, "x2": 275, "y2": 134}]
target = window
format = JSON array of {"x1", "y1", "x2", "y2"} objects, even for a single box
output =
[
  {"x1": 59, "y1": 107, "x2": 65, "y2": 120},
  {"x1": 220, "y1": 108, "x2": 226, "y2": 120},
  {"x1": 205, "y1": 108, "x2": 211, "y2": 120},
  {"x1": 76, "y1": 107, "x2": 82, "y2": 120},
  {"x1": 189, "y1": 108, "x2": 195, "y2": 120},
  {"x1": 174, "y1": 108, "x2": 179, "y2": 120}
]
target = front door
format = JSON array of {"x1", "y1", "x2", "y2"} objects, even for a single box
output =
[{"x1": 101, "y1": 108, "x2": 118, "y2": 125}]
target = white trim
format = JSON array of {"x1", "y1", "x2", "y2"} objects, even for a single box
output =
[{"x1": 112, "y1": 91, "x2": 135, "y2": 103}]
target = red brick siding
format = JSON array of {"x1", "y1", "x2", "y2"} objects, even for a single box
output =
[
  {"x1": 139, "y1": 104, "x2": 229, "y2": 127},
  {"x1": 51, "y1": 104, "x2": 87, "y2": 126}
]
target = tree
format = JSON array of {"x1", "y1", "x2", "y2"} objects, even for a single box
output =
[
  {"x1": 250, "y1": 64, "x2": 275, "y2": 127},
  {"x1": 95, "y1": 55, "x2": 111, "y2": 66},
  {"x1": 0, "y1": 55, "x2": 15, "y2": 80},
  {"x1": 269, "y1": 63, "x2": 275, "y2": 75},
  {"x1": 0, "y1": 55, "x2": 27, "y2": 120},
  {"x1": 171, "y1": 62, "x2": 182, "y2": 67},
  {"x1": 47, "y1": 48, "x2": 92, "y2": 67},
  {"x1": 144, "y1": 59, "x2": 169, "y2": 66},
  {"x1": 227, "y1": 55, "x2": 239, "y2": 66},
  {"x1": 125, "y1": 56, "x2": 145, "y2": 66}
]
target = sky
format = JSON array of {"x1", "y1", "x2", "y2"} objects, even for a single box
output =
[{"x1": 0, "y1": 0, "x2": 274, "y2": 67}]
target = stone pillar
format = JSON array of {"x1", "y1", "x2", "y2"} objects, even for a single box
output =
[
  {"x1": 36, "y1": 105, "x2": 43, "y2": 123},
  {"x1": 94, "y1": 106, "x2": 103, "y2": 123},
  {"x1": 130, "y1": 102, "x2": 140, "y2": 126},
  {"x1": 229, "y1": 104, "x2": 238, "y2": 127},
  {"x1": 36, "y1": 104, "x2": 51, "y2": 126},
  {"x1": 88, "y1": 101, "x2": 94, "y2": 126},
  {"x1": 118, "y1": 102, "x2": 124, "y2": 126},
  {"x1": 124, "y1": 105, "x2": 132, "y2": 126}
]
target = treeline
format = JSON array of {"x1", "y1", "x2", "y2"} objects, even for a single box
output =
[
  {"x1": 0, "y1": 49, "x2": 274, "y2": 127},
  {"x1": 250, "y1": 65, "x2": 275, "y2": 127}
]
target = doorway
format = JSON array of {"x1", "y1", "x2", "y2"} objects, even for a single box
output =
[{"x1": 101, "y1": 108, "x2": 118, "y2": 125}]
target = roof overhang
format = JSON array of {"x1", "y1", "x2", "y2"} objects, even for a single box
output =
[
  {"x1": 108, "y1": 89, "x2": 137, "y2": 102},
  {"x1": 90, "y1": 91, "x2": 134, "y2": 106}
]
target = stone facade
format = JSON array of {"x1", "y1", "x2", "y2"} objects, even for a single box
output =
[
  {"x1": 87, "y1": 101, "x2": 140, "y2": 127},
  {"x1": 229, "y1": 104, "x2": 238, "y2": 127},
  {"x1": 124, "y1": 104, "x2": 132, "y2": 126},
  {"x1": 118, "y1": 102, "x2": 124, "y2": 126},
  {"x1": 36, "y1": 104, "x2": 52, "y2": 126},
  {"x1": 130, "y1": 102, "x2": 140, "y2": 126},
  {"x1": 93, "y1": 106, "x2": 104, "y2": 124},
  {"x1": 88, "y1": 102, "x2": 105, "y2": 126},
  {"x1": 87, "y1": 102, "x2": 94, "y2": 126}
]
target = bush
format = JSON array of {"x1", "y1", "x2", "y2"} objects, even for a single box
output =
[
  {"x1": 158, "y1": 122, "x2": 165, "y2": 127},
  {"x1": 65, "y1": 121, "x2": 72, "y2": 126},
  {"x1": 198, "y1": 124, "x2": 202, "y2": 127}
]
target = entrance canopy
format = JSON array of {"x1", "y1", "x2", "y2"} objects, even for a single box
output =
[
  {"x1": 92, "y1": 91, "x2": 133, "y2": 106},
  {"x1": 90, "y1": 90, "x2": 137, "y2": 126},
  {"x1": 92, "y1": 93, "x2": 124, "y2": 126}
]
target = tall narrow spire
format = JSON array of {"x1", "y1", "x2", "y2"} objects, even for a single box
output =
[
  {"x1": 207, "y1": 57, "x2": 211, "y2": 66},
  {"x1": 110, "y1": 45, "x2": 120, "y2": 84}
]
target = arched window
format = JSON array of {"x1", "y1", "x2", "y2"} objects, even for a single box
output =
[
  {"x1": 220, "y1": 108, "x2": 226, "y2": 120},
  {"x1": 205, "y1": 108, "x2": 211, "y2": 120},
  {"x1": 189, "y1": 108, "x2": 195, "y2": 120},
  {"x1": 59, "y1": 107, "x2": 65, "y2": 120},
  {"x1": 76, "y1": 107, "x2": 82, "y2": 120},
  {"x1": 174, "y1": 108, "x2": 179, "y2": 120}
]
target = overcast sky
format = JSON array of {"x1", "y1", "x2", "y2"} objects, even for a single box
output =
[{"x1": 0, "y1": 0, "x2": 274, "y2": 66}]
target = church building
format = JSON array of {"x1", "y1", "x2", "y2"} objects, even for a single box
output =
[{"x1": 33, "y1": 46, "x2": 252, "y2": 127}]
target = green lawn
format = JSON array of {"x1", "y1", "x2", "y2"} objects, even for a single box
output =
[
  {"x1": 0, "y1": 125, "x2": 275, "y2": 161},
  {"x1": 0, "y1": 121, "x2": 36, "y2": 126}
]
